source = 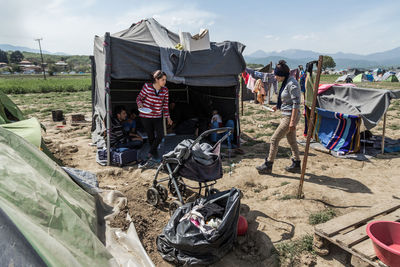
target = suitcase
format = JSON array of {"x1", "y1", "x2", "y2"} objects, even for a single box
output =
[
  {"x1": 97, "y1": 148, "x2": 138, "y2": 166},
  {"x1": 111, "y1": 148, "x2": 138, "y2": 166}
]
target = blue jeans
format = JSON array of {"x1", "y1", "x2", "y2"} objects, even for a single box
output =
[{"x1": 210, "y1": 120, "x2": 235, "y2": 148}]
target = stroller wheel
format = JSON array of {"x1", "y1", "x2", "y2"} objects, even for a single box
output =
[
  {"x1": 156, "y1": 184, "x2": 168, "y2": 202},
  {"x1": 147, "y1": 187, "x2": 160, "y2": 206},
  {"x1": 168, "y1": 179, "x2": 186, "y2": 197},
  {"x1": 169, "y1": 200, "x2": 183, "y2": 216}
]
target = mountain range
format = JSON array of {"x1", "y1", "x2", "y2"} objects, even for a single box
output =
[
  {"x1": 2, "y1": 43, "x2": 399, "y2": 69},
  {"x1": 245, "y1": 47, "x2": 400, "y2": 69},
  {"x1": 0, "y1": 44, "x2": 68, "y2": 56}
]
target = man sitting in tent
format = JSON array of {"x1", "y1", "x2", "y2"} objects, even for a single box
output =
[{"x1": 109, "y1": 106, "x2": 143, "y2": 149}]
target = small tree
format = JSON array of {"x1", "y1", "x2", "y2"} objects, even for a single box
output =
[
  {"x1": 10, "y1": 63, "x2": 21, "y2": 73},
  {"x1": 10, "y1": 50, "x2": 24, "y2": 63},
  {"x1": 0, "y1": 49, "x2": 9, "y2": 63},
  {"x1": 322, "y1": 55, "x2": 336, "y2": 71}
]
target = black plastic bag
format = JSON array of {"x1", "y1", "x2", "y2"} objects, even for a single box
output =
[{"x1": 157, "y1": 188, "x2": 241, "y2": 266}]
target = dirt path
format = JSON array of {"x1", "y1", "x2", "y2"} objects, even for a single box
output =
[{"x1": 41, "y1": 100, "x2": 400, "y2": 266}]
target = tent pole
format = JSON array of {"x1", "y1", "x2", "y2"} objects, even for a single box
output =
[
  {"x1": 381, "y1": 112, "x2": 387, "y2": 154},
  {"x1": 297, "y1": 56, "x2": 324, "y2": 199},
  {"x1": 106, "y1": 87, "x2": 111, "y2": 166}
]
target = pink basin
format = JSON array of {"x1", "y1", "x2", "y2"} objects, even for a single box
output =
[{"x1": 366, "y1": 221, "x2": 400, "y2": 267}]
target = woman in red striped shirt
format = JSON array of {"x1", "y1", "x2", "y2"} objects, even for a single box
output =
[{"x1": 137, "y1": 70, "x2": 173, "y2": 160}]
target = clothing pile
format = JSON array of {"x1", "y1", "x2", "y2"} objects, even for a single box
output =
[{"x1": 179, "y1": 202, "x2": 224, "y2": 235}]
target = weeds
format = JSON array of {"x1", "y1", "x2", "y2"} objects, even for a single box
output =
[
  {"x1": 275, "y1": 235, "x2": 314, "y2": 262},
  {"x1": 280, "y1": 182, "x2": 290, "y2": 186},
  {"x1": 279, "y1": 195, "x2": 296, "y2": 200},
  {"x1": 309, "y1": 209, "x2": 337, "y2": 225}
]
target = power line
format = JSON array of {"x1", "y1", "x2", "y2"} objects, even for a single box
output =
[{"x1": 34, "y1": 38, "x2": 46, "y2": 80}]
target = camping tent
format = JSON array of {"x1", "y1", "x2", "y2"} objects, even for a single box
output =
[
  {"x1": 353, "y1": 73, "x2": 373, "y2": 82},
  {"x1": 335, "y1": 74, "x2": 354, "y2": 82},
  {"x1": 0, "y1": 127, "x2": 113, "y2": 266},
  {"x1": 92, "y1": 18, "x2": 246, "y2": 161},
  {"x1": 0, "y1": 90, "x2": 24, "y2": 124},
  {"x1": 385, "y1": 74, "x2": 399, "y2": 82}
]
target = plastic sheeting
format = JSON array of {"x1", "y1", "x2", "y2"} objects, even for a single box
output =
[
  {"x1": 157, "y1": 188, "x2": 241, "y2": 265},
  {"x1": 0, "y1": 127, "x2": 113, "y2": 266},
  {"x1": 317, "y1": 86, "x2": 400, "y2": 129}
]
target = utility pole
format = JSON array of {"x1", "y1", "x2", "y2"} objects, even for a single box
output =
[{"x1": 34, "y1": 38, "x2": 46, "y2": 80}]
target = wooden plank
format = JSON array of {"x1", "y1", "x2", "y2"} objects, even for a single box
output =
[
  {"x1": 352, "y1": 238, "x2": 377, "y2": 261},
  {"x1": 336, "y1": 209, "x2": 400, "y2": 247},
  {"x1": 315, "y1": 231, "x2": 385, "y2": 267},
  {"x1": 315, "y1": 201, "x2": 400, "y2": 237}
]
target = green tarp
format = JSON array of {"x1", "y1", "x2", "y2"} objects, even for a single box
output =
[
  {"x1": 0, "y1": 117, "x2": 42, "y2": 148},
  {"x1": 0, "y1": 90, "x2": 24, "y2": 124},
  {"x1": 0, "y1": 127, "x2": 112, "y2": 266}
]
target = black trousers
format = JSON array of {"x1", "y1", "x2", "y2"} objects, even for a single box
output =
[{"x1": 141, "y1": 117, "x2": 164, "y2": 157}]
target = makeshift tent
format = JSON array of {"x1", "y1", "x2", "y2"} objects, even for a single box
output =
[
  {"x1": 0, "y1": 90, "x2": 24, "y2": 124},
  {"x1": 92, "y1": 18, "x2": 246, "y2": 159},
  {"x1": 305, "y1": 64, "x2": 400, "y2": 153},
  {"x1": 353, "y1": 73, "x2": 373, "y2": 82},
  {"x1": 0, "y1": 127, "x2": 113, "y2": 266}
]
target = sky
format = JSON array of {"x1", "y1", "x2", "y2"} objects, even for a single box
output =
[{"x1": 2, "y1": 0, "x2": 400, "y2": 55}]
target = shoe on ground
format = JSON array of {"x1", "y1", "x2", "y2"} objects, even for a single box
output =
[
  {"x1": 256, "y1": 161, "x2": 273, "y2": 174},
  {"x1": 285, "y1": 158, "x2": 301, "y2": 173}
]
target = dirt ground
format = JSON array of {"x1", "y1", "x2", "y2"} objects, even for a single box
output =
[{"x1": 40, "y1": 97, "x2": 400, "y2": 267}]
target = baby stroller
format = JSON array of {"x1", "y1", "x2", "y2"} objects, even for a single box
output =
[{"x1": 146, "y1": 127, "x2": 233, "y2": 215}]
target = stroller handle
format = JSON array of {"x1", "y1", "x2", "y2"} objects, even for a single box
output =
[{"x1": 189, "y1": 127, "x2": 233, "y2": 151}]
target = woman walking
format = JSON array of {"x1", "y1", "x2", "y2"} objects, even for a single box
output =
[
  {"x1": 137, "y1": 70, "x2": 173, "y2": 163},
  {"x1": 256, "y1": 60, "x2": 301, "y2": 174}
]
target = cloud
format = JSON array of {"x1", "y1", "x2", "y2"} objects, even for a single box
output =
[
  {"x1": 292, "y1": 33, "x2": 318, "y2": 41},
  {"x1": 264, "y1": 35, "x2": 274, "y2": 39},
  {"x1": 1, "y1": 0, "x2": 217, "y2": 55}
]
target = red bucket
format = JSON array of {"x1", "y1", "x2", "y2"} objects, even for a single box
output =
[{"x1": 366, "y1": 221, "x2": 400, "y2": 267}]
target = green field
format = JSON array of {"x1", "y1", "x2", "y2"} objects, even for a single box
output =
[
  {"x1": 3, "y1": 74, "x2": 400, "y2": 121},
  {"x1": 0, "y1": 75, "x2": 91, "y2": 94}
]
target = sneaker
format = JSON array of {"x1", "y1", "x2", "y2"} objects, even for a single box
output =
[{"x1": 139, "y1": 160, "x2": 155, "y2": 169}]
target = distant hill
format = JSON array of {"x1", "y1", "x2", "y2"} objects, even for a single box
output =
[
  {"x1": 0, "y1": 44, "x2": 69, "y2": 56},
  {"x1": 245, "y1": 47, "x2": 400, "y2": 69}
]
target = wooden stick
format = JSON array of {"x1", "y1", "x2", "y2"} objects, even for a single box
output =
[
  {"x1": 297, "y1": 56, "x2": 324, "y2": 199},
  {"x1": 381, "y1": 112, "x2": 387, "y2": 154}
]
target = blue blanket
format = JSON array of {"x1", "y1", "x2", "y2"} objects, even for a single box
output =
[{"x1": 313, "y1": 108, "x2": 360, "y2": 153}]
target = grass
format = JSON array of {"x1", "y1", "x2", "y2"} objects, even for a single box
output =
[
  {"x1": 308, "y1": 209, "x2": 337, "y2": 225},
  {"x1": 279, "y1": 194, "x2": 296, "y2": 200},
  {"x1": 0, "y1": 76, "x2": 91, "y2": 94},
  {"x1": 275, "y1": 235, "x2": 314, "y2": 262},
  {"x1": 280, "y1": 182, "x2": 290, "y2": 186},
  {"x1": 9, "y1": 91, "x2": 91, "y2": 118}
]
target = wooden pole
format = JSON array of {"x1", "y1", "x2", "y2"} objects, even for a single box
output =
[
  {"x1": 381, "y1": 112, "x2": 387, "y2": 154},
  {"x1": 297, "y1": 56, "x2": 324, "y2": 199}
]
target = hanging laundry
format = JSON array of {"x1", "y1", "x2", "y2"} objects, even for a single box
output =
[
  {"x1": 254, "y1": 79, "x2": 266, "y2": 104},
  {"x1": 247, "y1": 75, "x2": 257, "y2": 92}
]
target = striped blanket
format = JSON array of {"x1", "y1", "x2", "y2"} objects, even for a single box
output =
[{"x1": 313, "y1": 108, "x2": 361, "y2": 153}]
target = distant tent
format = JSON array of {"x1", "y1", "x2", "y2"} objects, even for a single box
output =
[
  {"x1": 0, "y1": 90, "x2": 24, "y2": 124},
  {"x1": 336, "y1": 74, "x2": 353, "y2": 82},
  {"x1": 396, "y1": 72, "x2": 400, "y2": 80},
  {"x1": 385, "y1": 74, "x2": 399, "y2": 82},
  {"x1": 353, "y1": 73, "x2": 373, "y2": 82}
]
